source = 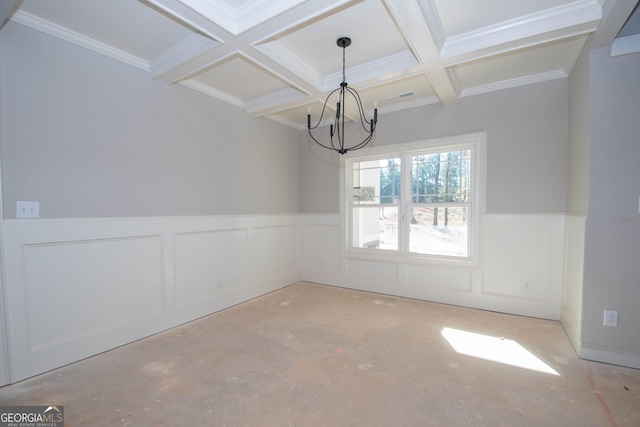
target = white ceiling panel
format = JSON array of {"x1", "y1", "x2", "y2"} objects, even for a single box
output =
[
  {"x1": 192, "y1": 55, "x2": 291, "y2": 101},
  {"x1": 269, "y1": 0, "x2": 408, "y2": 75},
  {"x1": 455, "y1": 36, "x2": 587, "y2": 92},
  {"x1": 6, "y1": 0, "x2": 635, "y2": 130}
]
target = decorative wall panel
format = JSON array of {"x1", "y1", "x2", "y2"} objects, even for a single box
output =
[
  {"x1": 24, "y1": 236, "x2": 164, "y2": 350},
  {"x1": 2, "y1": 215, "x2": 299, "y2": 383},
  {"x1": 174, "y1": 229, "x2": 249, "y2": 307}
]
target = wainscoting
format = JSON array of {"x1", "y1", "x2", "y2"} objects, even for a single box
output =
[
  {"x1": 2, "y1": 215, "x2": 300, "y2": 383},
  {"x1": 1, "y1": 212, "x2": 581, "y2": 384},
  {"x1": 300, "y1": 213, "x2": 566, "y2": 320}
]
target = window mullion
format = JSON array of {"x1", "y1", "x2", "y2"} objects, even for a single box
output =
[{"x1": 399, "y1": 154, "x2": 411, "y2": 253}]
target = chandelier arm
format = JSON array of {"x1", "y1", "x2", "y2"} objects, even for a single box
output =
[
  {"x1": 344, "y1": 87, "x2": 375, "y2": 131},
  {"x1": 344, "y1": 132, "x2": 374, "y2": 153},
  {"x1": 308, "y1": 129, "x2": 341, "y2": 152},
  {"x1": 311, "y1": 138, "x2": 337, "y2": 152},
  {"x1": 308, "y1": 88, "x2": 342, "y2": 130}
]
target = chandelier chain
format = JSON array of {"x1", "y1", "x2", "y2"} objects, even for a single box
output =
[{"x1": 342, "y1": 44, "x2": 346, "y2": 84}]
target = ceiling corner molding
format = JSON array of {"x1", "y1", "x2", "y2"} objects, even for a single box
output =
[
  {"x1": 441, "y1": 0, "x2": 602, "y2": 59},
  {"x1": 10, "y1": 10, "x2": 150, "y2": 71},
  {"x1": 180, "y1": 79, "x2": 244, "y2": 108},
  {"x1": 460, "y1": 69, "x2": 568, "y2": 98},
  {"x1": 610, "y1": 33, "x2": 640, "y2": 57},
  {"x1": 322, "y1": 50, "x2": 419, "y2": 91}
]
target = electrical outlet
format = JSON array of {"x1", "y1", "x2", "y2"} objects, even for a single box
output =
[
  {"x1": 603, "y1": 309, "x2": 618, "y2": 327},
  {"x1": 216, "y1": 276, "x2": 224, "y2": 288},
  {"x1": 17, "y1": 201, "x2": 40, "y2": 219},
  {"x1": 523, "y1": 279, "x2": 533, "y2": 291}
]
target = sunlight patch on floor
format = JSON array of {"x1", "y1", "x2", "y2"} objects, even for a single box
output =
[{"x1": 441, "y1": 327, "x2": 560, "y2": 376}]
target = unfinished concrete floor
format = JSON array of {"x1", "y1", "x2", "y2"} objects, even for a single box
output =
[{"x1": 1, "y1": 282, "x2": 639, "y2": 426}]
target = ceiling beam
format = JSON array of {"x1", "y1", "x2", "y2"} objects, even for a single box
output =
[{"x1": 383, "y1": 0, "x2": 459, "y2": 104}]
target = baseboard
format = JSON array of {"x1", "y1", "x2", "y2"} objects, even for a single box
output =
[{"x1": 580, "y1": 345, "x2": 640, "y2": 370}]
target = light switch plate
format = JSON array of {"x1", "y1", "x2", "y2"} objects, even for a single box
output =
[
  {"x1": 17, "y1": 201, "x2": 40, "y2": 219},
  {"x1": 603, "y1": 309, "x2": 618, "y2": 327}
]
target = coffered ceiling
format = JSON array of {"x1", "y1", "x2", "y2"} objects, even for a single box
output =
[{"x1": 3, "y1": 0, "x2": 637, "y2": 129}]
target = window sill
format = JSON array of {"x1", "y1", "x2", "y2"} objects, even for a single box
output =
[{"x1": 343, "y1": 248, "x2": 476, "y2": 269}]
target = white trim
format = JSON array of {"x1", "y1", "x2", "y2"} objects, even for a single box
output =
[
  {"x1": 2, "y1": 214, "x2": 300, "y2": 382},
  {"x1": 176, "y1": 0, "x2": 236, "y2": 34},
  {"x1": 461, "y1": 70, "x2": 568, "y2": 98},
  {"x1": 441, "y1": 0, "x2": 601, "y2": 59},
  {"x1": 610, "y1": 34, "x2": 640, "y2": 57},
  {"x1": 143, "y1": 0, "x2": 222, "y2": 42},
  {"x1": 178, "y1": 0, "x2": 307, "y2": 35},
  {"x1": 300, "y1": 212, "x2": 566, "y2": 321},
  {"x1": 0, "y1": 80, "x2": 9, "y2": 386},
  {"x1": 10, "y1": 11, "x2": 150, "y2": 72},
  {"x1": 580, "y1": 345, "x2": 640, "y2": 370},
  {"x1": 341, "y1": 132, "x2": 487, "y2": 268},
  {"x1": 416, "y1": 0, "x2": 446, "y2": 51}
]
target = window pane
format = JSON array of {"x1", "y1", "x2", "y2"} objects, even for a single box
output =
[
  {"x1": 411, "y1": 150, "x2": 471, "y2": 203},
  {"x1": 352, "y1": 158, "x2": 401, "y2": 205},
  {"x1": 352, "y1": 206, "x2": 398, "y2": 251},
  {"x1": 409, "y1": 207, "x2": 468, "y2": 256}
]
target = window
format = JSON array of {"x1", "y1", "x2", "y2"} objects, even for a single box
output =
[{"x1": 344, "y1": 132, "x2": 485, "y2": 264}]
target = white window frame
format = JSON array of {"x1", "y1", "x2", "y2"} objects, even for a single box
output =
[{"x1": 339, "y1": 132, "x2": 486, "y2": 267}]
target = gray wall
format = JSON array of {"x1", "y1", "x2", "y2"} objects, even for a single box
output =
[
  {"x1": 0, "y1": 22, "x2": 301, "y2": 218},
  {"x1": 582, "y1": 47, "x2": 640, "y2": 355},
  {"x1": 567, "y1": 47, "x2": 591, "y2": 215},
  {"x1": 301, "y1": 79, "x2": 569, "y2": 214}
]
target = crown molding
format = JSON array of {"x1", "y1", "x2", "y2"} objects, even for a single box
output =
[
  {"x1": 10, "y1": 10, "x2": 149, "y2": 71},
  {"x1": 460, "y1": 69, "x2": 567, "y2": 98},
  {"x1": 441, "y1": 0, "x2": 601, "y2": 59}
]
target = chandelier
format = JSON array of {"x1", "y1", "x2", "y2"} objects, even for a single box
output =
[{"x1": 307, "y1": 37, "x2": 378, "y2": 155}]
